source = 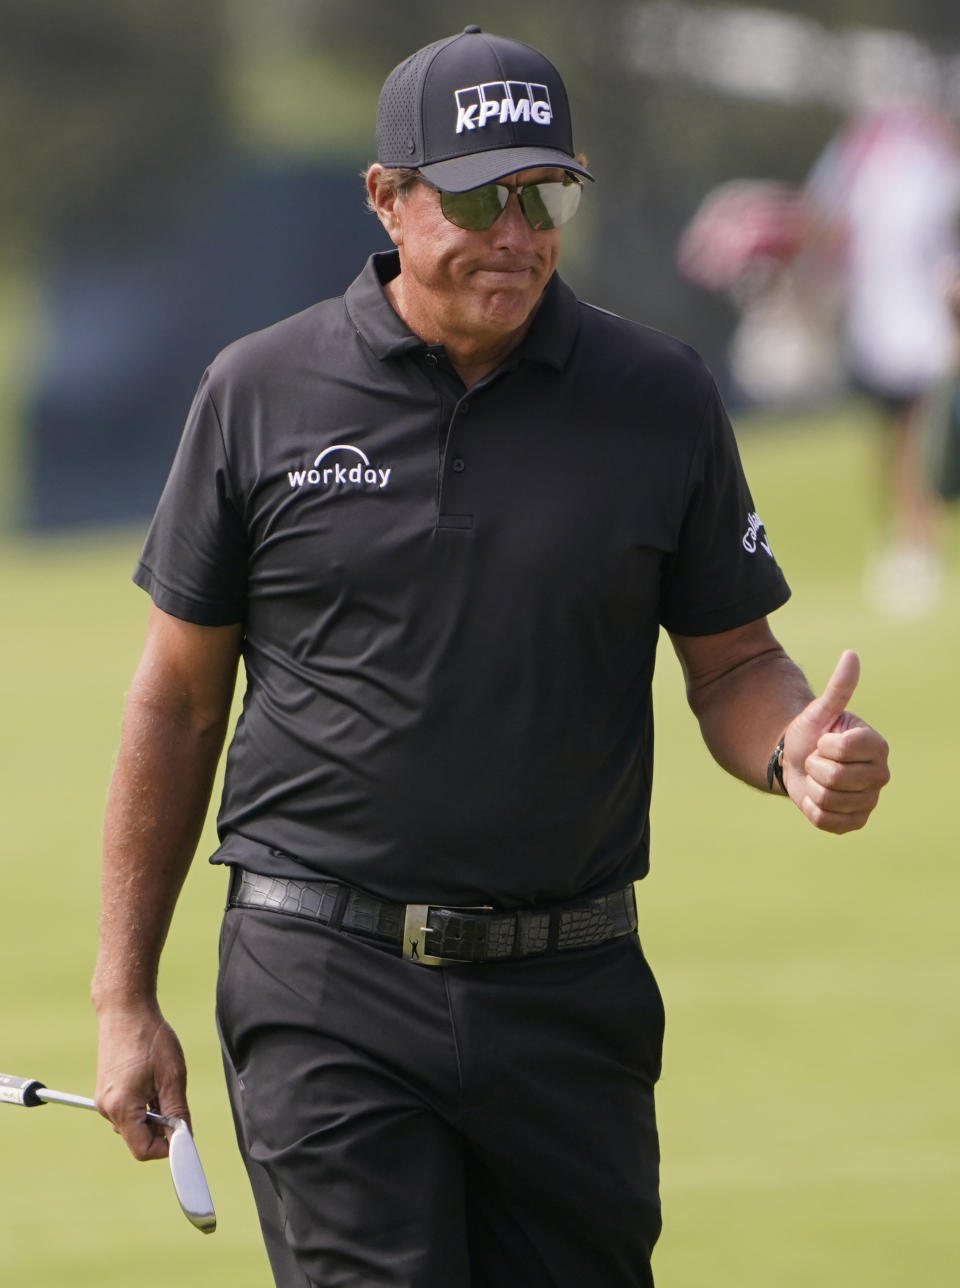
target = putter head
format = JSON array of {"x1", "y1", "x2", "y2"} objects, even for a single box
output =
[{"x1": 166, "y1": 1118, "x2": 217, "y2": 1233}]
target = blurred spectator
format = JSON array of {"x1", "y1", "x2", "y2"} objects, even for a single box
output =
[
  {"x1": 805, "y1": 104, "x2": 960, "y2": 617},
  {"x1": 678, "y1": 104, "x2": 960, "y2": 617},
  {"x1": 676, "y1": 179, "x2": 844, "y2": 408}
]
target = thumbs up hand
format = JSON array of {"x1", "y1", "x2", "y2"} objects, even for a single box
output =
[{"x1": 781, "y1": 650, "x2": 890, "y2": 833}]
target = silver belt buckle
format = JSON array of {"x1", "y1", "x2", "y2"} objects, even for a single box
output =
[
  {"x1": 402, "y1": 903, "x2": 446, "y2": 966},
  {"x1": 402, "y1": 902, "x2": 493, "y2": 966}
]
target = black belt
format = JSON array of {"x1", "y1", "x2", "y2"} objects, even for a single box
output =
[{"x1": 227, "y1": 869, "x2": 638, "y2": 966}]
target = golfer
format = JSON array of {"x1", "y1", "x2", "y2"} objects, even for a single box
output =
[{"x1": 92, "y1": 27, "x2": 890, "y2": 1287}]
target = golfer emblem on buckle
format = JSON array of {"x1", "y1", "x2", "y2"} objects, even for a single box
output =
[{"x1": 403, "y1": 904, "x2": 439, "y2": 965}]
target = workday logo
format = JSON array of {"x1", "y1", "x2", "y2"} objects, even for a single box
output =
[
  {"x1": 288, "y1": 444, "x2": 392, "y2": 492},
  {"x1": 455, "y1": 82, "x2": 553, "y2": 134},
  {"x1": 742, "y1": 512, "x2": 773, "y2": 558}
]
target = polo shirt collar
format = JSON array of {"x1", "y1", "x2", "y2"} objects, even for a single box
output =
[
  {"x1": 514, "y1": 270, "x2": 580, "y2": 371},
  {"x1": 344, "y1": 250, "x2": 580, "y2": 370},
  {"x1": 344, "y1": 251, "x2": 422, "y2": 360}
]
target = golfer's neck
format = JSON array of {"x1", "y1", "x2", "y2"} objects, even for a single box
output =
[{"x1": 383, "y1": 275, "x2": 536, "y2": 388}]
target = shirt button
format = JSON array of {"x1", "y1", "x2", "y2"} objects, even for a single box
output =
[
  {"x1": 452, "y1": 458, "x2": 466, "y2": 473},
  {"x1": 425, "y1": 353, "x2": 439, "y2": 367},
  {"x1": 459, "y1": 401, "x2": 471, "y2": 414}
]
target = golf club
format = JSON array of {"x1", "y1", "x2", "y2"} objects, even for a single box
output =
[{"x1": 0, "y1": 1072, "x2": 216, "y2": 1233}]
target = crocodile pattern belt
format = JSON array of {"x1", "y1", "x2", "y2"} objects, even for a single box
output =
[{"x1": 227, "y1": 868, "x2": 638, "y2": 966}]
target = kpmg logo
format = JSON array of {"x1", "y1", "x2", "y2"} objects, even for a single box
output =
[
  {"x1": 288, "y1": 444, "x2": 392, "y2": 492},
  {"x1": 455, "y1": 81, "x2": 553, "y2": 134}
]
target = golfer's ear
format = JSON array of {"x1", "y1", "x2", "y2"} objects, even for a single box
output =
[{"x1": 367, "y1": 166, "x2": 405, "y2": 246}]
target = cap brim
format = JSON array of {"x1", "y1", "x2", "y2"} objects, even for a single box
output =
[{"x1": 418, "y1": 147, "x2": 593, "y2": 192}]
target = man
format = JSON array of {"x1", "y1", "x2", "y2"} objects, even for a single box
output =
[
  {"x1": 804, "y1": 104, "x2": 960, "y2": 617},
  {"x1": 92, "y1": 26, "x2": 890, "y2": 1288}
]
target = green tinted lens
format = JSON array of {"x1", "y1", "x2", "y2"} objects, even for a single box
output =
[
  {"x1": 439, "y1": 184, "x2": 509, "y2": 231},
  {"x1": 437, "y1": 177, "x2": 582, "y2": 231},
  {"x1": 518, "y1": 180, "x2": 582, "y2": 230}
]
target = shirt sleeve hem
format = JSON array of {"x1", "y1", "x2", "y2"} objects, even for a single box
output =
[
  {"x1": 661, "y1": 581, "x2": 791, "y2": 637},
  {"x1": 132, "y1": 564, "x2": 245, "y2": 627}
]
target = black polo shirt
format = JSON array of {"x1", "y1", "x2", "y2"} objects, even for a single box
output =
[{"x1": 134, "y1": 250, "x2": 789, "y2": 905}]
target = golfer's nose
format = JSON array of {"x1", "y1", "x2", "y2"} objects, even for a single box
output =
[{"x1": 492, "y1": 193, "x2": 536, "y2": 247}]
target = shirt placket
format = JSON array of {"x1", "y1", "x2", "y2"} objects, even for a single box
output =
[{"x1": 419, "y1": 348, "x2": 480, "y2": 532}]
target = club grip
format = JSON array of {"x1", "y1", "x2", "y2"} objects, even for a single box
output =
[{"x1": 0, "y1": 1074, "x2": 47, "y2": 1107}]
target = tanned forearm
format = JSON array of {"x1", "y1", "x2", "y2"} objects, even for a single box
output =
[
  {"x1": 672, "y1": 617, "x2": 890, "y2": 834},
  {"x1": 682, "y1": 643, "x2": 814, "y2": 790},
  {"x1": 91, "y1": 608, "x2": 240, "y2": 1159},
  {"x1": 671, "y1": 620, "x2": 815, "y2": 792},
  {"x1": 91, "y1": 682, "x2": 231, "y2": 1011}
]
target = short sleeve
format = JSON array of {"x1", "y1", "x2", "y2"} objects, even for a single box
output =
[
  {"x1": 133, "y1": 372, "x2": 248, "y2": 625},
  {"x1": 659, "y1": 383, "x2": 790, "y2": 635}
]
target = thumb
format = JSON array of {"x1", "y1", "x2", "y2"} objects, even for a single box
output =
[{"x1": 799, "y1": 649, "x2": 860, "y2": 735}]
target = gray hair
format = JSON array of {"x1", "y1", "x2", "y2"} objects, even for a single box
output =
[{"x1": 364, "y1": 165, "x2": 420, "y2": 214}]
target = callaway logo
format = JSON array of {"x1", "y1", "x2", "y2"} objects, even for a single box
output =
[
  {"x1": 742, "y1": 512, "x2": 773, "y2": 557},
  {"x1": 288, "y1": 444, "x2": 392, "y2": 491},
  {"x1": 455, "y1": 81, "x2": 552, "y2": 134}
]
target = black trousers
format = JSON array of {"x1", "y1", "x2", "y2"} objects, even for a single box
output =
[{"x1": 216, "y1": 901, "x2": 665, "y2": 1287}]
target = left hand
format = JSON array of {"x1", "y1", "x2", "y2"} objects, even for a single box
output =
[{"x1": 782, "y1": 650, "x2": 890, "y2": 833}]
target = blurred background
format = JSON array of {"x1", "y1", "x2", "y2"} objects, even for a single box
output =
[
  {"x1": 1, "y1": 0, "x2": 959, "y2": 531},
  {"x1": 1, "y1": 1, "x2": 958, "y2": 1285}
]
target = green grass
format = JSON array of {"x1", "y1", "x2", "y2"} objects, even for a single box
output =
[{"x1": 1, "y1": 404, "x2": 958, "y2": 1285}]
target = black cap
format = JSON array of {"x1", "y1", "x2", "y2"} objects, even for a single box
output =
[{"x1": 376, "y1": 26, "x2": 593, "y2": 192}]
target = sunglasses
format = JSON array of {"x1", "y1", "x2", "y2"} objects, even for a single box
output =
[{"x1": 416, "y1": 174, "x2": 583, "y2": 232}]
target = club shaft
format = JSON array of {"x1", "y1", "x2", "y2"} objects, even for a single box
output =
[{"x1": 36, "y1": 1087, "x2": 175, "y2": 1127}]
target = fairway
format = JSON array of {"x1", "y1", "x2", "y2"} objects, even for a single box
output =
[{"x1": 1, "y1": 403, "x2": 957, "y2": 1286}]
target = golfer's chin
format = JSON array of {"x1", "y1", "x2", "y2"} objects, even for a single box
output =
[{"x1": 466, "y1": 278, "x2": 547, "y2": 335}]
